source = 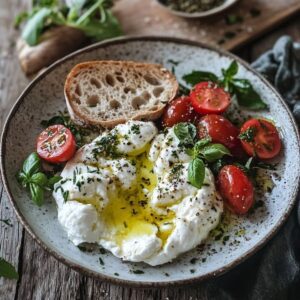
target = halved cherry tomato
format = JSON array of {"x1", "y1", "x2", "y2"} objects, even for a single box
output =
[
  {"x1": 162, "y1": 96, "x2": 197, "y2": 127},
  {"x1": 218, "y1": 165, "x2": 254, "y2": 215},
  {"x1": 197, "y1": 114, "x2": 244, "y2": 157},
  {"x1": 190, "y1": 82, "x2": 230, "y2": 114},
  {"x1": 239, "y1": 119, "x2": 281, "y2": 160},
  {"x1": 37, "y1": 125, "x2": 76, "y2": 163}
]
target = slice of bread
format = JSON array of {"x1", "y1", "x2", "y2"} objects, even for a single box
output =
[{"x1": 64, "y1": 60, "x2": 178, "y2": 128}]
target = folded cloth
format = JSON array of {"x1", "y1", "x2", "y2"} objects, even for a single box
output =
[
  {"x1": 252, "y1": 36, "x2": 300, "y2": 122},
  {"x1": 196, "y1": 36, "x2": 300, "y2": 299}
]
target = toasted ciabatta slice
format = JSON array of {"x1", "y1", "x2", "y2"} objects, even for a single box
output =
[{"x1": 64, "y1": 60, "x2": 178, "y2": 128}]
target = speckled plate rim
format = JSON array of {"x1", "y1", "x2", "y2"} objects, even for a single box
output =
[
  {"x1": 155, "y1": 0, "x2": 240, "y2": 18},
  {"x1": 1, "y1": 36, "x2": 300, "y2": 288}
]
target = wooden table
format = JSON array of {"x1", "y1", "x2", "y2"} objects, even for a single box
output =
[{"x1": 0, "y1": 1, "x2": 299, "y2": 299}]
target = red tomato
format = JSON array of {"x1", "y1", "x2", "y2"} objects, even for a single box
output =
[
  {"x1": 218, "y1": 165, "x2": 254, "y2": 215},
  {"x1": 197, "y1": 114, "x2": 243, "y2": 156},
  {"x1": 37, "y1": 125, "x2": 76, "y2": 163},
  {"x1": 239, "y1": 119, "x2": 281, "y2": 159},
  {"x1": 190, "y1": 82, "x2": 231, "y2": 114},
  {"x1": 162, "y1": 96, "x2": 197, "y2": 127}
]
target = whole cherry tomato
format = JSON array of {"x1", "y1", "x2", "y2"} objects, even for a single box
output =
[
  {"x1": 218, "y1": 165, "x2": 254, "y2": 215},
  {"x1": 162, "y1": 96, "x2": 197, "y2": 127}
]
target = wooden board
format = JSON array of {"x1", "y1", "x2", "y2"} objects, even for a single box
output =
[{"x1": 113, "y1": 0, "x2": 300, "y2": 50}]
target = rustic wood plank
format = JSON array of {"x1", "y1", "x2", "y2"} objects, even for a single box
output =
[
  {"x1": 0, "y1": 177, "x2": 23, "y2": 300},
  {"x1": 0, "y1": 1, "x2": 29, "y2": 300}
]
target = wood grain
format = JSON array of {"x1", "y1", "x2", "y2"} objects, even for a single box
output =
[
  {"x1": 0, "y1": 0, "x2": 299, "y2": 299},
  {"x1": 114, "y1": 0, "x2": 300, "y2": 51}
]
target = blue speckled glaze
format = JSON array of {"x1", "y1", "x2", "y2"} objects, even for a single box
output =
[{"x1": 1, "y1": 37, "x2": 299, "y2": 287}]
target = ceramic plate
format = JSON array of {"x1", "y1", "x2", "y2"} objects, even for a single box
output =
[
  {"x1": 1, "y1": 37, "x2": 300, "y2": 287},
  {"x1": 156, "y1": 0, "x2": 239, "y2": 18}
]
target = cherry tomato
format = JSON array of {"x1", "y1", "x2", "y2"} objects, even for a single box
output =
[
  {"x1": 239, "y1": 119, "x2": 281, "y2": 160},
  {"x1": 37, "y1": 125, "x2": 76, "y2": 163},
  {"x1": 218, "y1": 165, "x2": 254, "y2": 215},
  {"x1": 197, "y1": 114, "x2": 242, "y2": 154},
  {"x1": 190, "y1": 82, "x2": 231, "y2": 114},
  {"x1": 162, "y1": 96, "x2": 197, "y2": 127}
]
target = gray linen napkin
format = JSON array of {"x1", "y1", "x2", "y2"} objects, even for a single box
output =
[{"x1": 198, "y1": 36, "x2": 300, "y2": 300}]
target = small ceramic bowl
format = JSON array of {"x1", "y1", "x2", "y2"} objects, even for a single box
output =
[{"x1": 156, "y1": 0, "x2": 240, "y2": 18}]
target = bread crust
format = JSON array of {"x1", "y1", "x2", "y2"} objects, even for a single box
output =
[{"x1": 64, "y1": 60, "x2": 178, "y2": 128}]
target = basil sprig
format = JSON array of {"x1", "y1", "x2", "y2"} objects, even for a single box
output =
[
  {"x1": 17, "y1": 152, "x2": 61, "y2": 206},
  {"x1": 15, "y1": 0, "x2": 122, "y2": 47},
  {"x1": 174, "y1": 123, "x2": 231, "y2": 189},
  {"x1": 182, "y1": 61, "x2": 268, "y2": 110},
  {"x1": 0, "y1": 258, "x2": 18, "y2": 279}
]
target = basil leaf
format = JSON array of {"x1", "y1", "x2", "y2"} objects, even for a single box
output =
[
  {"x1": 21, "y1": 8, "x2": 53, "y2": 46},
  {"x1": 73, "y1": 10, "x2": 122, "y2": 41},
  {"x1": 232, "y1": 79, "x2": 268, "y2": 110},
  {"x1": 194, "y1": 137, "x2": 212, "y2": 154},
  {"x1": 222, "y1": 61, "x2": 238, "y2": 79},
  {"x1": 201, "y1": 144, "x2": 231, "y2": 162},
  {"x1": 41, "y1": 115, "x2": 66, "y2": 127},
  {"x1": 16, "y1": 171, "x2": 29, "y2": 187},
  {"x1": 183, "y1": 71, "x2": 219, "y2": 86},
  {"x1": 30, "y1": 172, "x2": 48, "y2": 187},
  {"x1": 29, "y1": 183, "x2": 44, "y2": 206},
  {"x1": 188, "y1": 158, "x2": 205, "y2": 189},
  {"x1": 48, "y1": 176, "x2": 62, "y2": 190},
  {"x1": 174, "y1": 123, "x2": 196, "y2": 147},
  {"x1": 0, "y1": 258, "x2": 19, "y2": 279},
  {"x1": 23, "y1": 153, "x2": 41, "y2": 176}
]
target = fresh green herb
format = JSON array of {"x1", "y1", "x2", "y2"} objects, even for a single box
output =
[
  {"x1": 17, "y1": 152, "x2": 60, "y2": 206},
  {"x1": 183, "y1": 61, "x2": 268, "y2": 110},
  {"x1": 188, "y1": 158, "x2": 205, "y2": 189},
  {"x1": 63, "y1": 190, "x2": 69, "y2": 203},
  {"x1": 174, "y1": 122, "x2": 197, "y2": 147},
  {"x1": 93, "y1": 133, "x2": 120, "y2": 158},
  {"x1": 225, "y1": 14, "x2": 243, "y2": 25},
  {"x1": 170, "y1": 164, "x2": 184, "y2": 180},
  {"x1": 182, "y1": 71, "x2": 218, "y2": 86},
  {"x1": 173, "y1": 124, "x2": 231, "y2": 188},
  {"x1": 0, "y1": 258, "x2": 19, "y2": 279},
  {"x1": 231, "y1": 79, "x2": 268, "y2": 109},
  {"x1": 15, "y1": 0, "x2": 122, "y2": 46},
  {"x1": 47, "y1": 175, "x2": 62, "y2": 189},
  {"x1": 130, "y1": 124, "x2": 141, "y2": 135},
  {"x1": 239, "y1": 126, "x2": 256, "y2": 142},
  {"x1": 200, "y1": 144, "x2": 231, "y2": 162},
  {"x1": 194, "y1": 137, "x2": 212, "y2": 151}
]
